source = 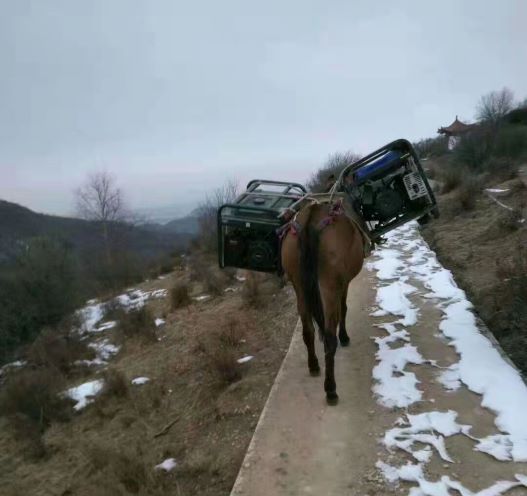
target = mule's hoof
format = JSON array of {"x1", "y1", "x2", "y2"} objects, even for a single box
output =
[
  {"x1": 339, "y1": 336, "x2": 350, "y2": 347},
  {"x1": 326, "y1": 392, "x2": 339, "y2": 405},
  {"x1": 309, "y1": 367, "x2": 321, "y2": 377}
]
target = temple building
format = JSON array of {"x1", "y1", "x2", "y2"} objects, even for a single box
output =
[{"x1": 437, "y1": 116, "x2": 475, "y2": 149}]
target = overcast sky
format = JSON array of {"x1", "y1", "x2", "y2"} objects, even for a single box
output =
[{"x1": 1, "y1": 0, "x2": 526, "y2": 217}]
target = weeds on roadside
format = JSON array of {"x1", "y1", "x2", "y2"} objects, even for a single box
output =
[
  {"x1": 241, "y1": 273, "x2": 265, "y2": 308},
  {"x1": 27, "y1": 327, "x2": 94, "y2": 375},
  {"x1": 170, "y1": 282, "x2": 191, "y2": 310},
  {"x1": 117, "y1": 306, "x2": 157, "y2": 343}
]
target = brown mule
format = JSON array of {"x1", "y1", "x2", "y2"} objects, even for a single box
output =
[{"x1": 281, "y1": 201, "x2": 365, "y2": 404}]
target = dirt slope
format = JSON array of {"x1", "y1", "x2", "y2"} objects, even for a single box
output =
[{"x1": 0, "y1": 268, "x2": 298, "y2": 496}]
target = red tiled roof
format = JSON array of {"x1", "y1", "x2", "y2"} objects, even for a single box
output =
[{"x1": 438, "y1": 116, "x2": 474, "y2": 135}]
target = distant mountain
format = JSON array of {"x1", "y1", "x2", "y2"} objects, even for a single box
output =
[
  {"x1": 135, "y1": 202, "x2": 197, "y2": 225},
  {"x1": 162, "y1": 213, "x2": 200, "y2": 235},
  {"x1": 0, "y1": 199, "x2": 193, "y2": 264}
]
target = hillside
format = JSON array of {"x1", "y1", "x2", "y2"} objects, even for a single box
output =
[{"x1": 0, "y1": 200, "x2": 192, "y2": 264}]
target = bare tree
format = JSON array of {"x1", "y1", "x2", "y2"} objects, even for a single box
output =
[
  {"x1": 75, "y1": 172, "x2": 127, "y2": 262},
  {"x1": 476, "y1": 87, "x2": 515, "y2": 126},
  {"x1": 307, "y1": 151, "x2": 361, "y2": 192},
  {"x1": 196, "y1": 179, "x2": 239, "y2": 252}
]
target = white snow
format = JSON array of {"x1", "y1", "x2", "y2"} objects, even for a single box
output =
[
  {"x1": 131, "y1": 377, "x2": 150, "y2": 385},
  {"x1": 437, "y1": 364, "x2": 461, "y2": 391},
  {"x1": 194, "y1": 294, "x2": 210, "y2": 301},
  {"x1": 95, "y1": 321, "x2": 117, "y2": 332},
  {"x1": 485, "y1": 188, "x2": 510, "y2": 193},
  {"x1": 373, "y1": 328, "x2": 424, "y2": 408},
  {"x1": 369, "y1": 222, "x2": 527, "y2": 494},
  {"x1": 155, "y1": 458, "x2": 177, "y2": 472},
  {"x1": 0, "y1": 360, "x2": 26, "y2": 377},
  {"x1": 371, "y1": 279, "x2": 418, "y2": 326},
  {"x1": 66, "y1": 379, "x2": 104, "y2": 410},
  {"x1": 237, "y1": 355, "x2": 253, "y2": 364},
  {"x1": 155, "y1": 318, "x2": 165, "y2": 327},
  {"x1": 77, "y1": 300, "x2": 105, "y2": 333}
]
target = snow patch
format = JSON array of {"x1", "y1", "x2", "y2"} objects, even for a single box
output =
[
  {"x1": 155, "y1": 458, "x2": 177, "y2": 472},
  {"x1": 155, "y1": 318, "x2": 165, "y2": 327},
  {"x1": 66, "y1": 380, "x2": 104, "y2": 410},
  {"x1": 237, "y1": 355, "x2": 253, "y2": 364},
  {"x1": 131, "y1": 377, "x2": 150, "y2": 385}
]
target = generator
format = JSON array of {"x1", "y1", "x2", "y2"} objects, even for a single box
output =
[
  {"x1": 337, "y1": 138, "x2": 439, "y2": 239},
  {"x1": 217, "y1": 180, "x2": 306, "y2": 273},
  {"x1": 217, "y1": 139, "x2": 438, "y2": 274}
]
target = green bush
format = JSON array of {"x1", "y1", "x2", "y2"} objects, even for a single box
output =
[
  {"x1": 0, "y1": 237, "x2": 82, "y2": 360},
  {"x1": 493, "y1": 125, "x2": 527, "y2": 160}
]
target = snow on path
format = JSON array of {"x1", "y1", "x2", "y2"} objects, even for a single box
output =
[{"x1": 368, "y1": 222, "x2": 527, "y2": 495}]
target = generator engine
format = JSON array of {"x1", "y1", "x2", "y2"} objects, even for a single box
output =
[{"x1": 341, "y1": 141, "x2": 436, "y2": 237}]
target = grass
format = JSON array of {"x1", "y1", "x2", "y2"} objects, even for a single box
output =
[
  {"x1": 207, "y1": 347, "x2": 242, "y2": 384},
  {"x1": 455, "y1": 175, "x2": 482, "y2": 211},
  {"x1": 0, "y1": 368, "x2": 72, "y2": 427},
  {"x1": 188, "y1": 257, "x2": 226, "y2": 296},
  {"x1": 27, "y1": 327, "x2": 94, "y2": 375},
  {"x1": 101, "y1": 368, "x2": 129, "y2": 399},
  {"x1": 241, "y1": 272, "x2": 265, "y2": 308},
  {"x1": 170, "y1": 282, "x2": 191, "y2": 310},
  {"x1": 117, "y1": 306, "x2": 157, "y2": 343},
  {"x1": 440, "y1": 164, "x2": 465, "y2": 193},
  {"x1": 217, "y1": 315, "x2": 246, "y2": 347}
]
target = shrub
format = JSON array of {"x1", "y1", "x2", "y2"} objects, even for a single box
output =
[
  {"x1": 217, "y1": 315, "x2": 246, "y2": 347},
  {"x1": 455, "y1": 175, "x2": 482, "y2": 211},
  {"x1": 170, "y1": 282, "x2": 191, "y2": 309},
  {"x1": 452, "y1": 127, "x2": 493, "y2": 170},
  {"x1": 27, "y1": 327, "x2": 94, "y2": 375},
  {"x1": 118, "y1": 306, "x2": 157, "y2": 342},
  {"x1": 306, "y1": 151, "x2": 361, "y2": 192},
  {"x1": 497, "y1": 208, "x2": 524, "y2": 232},
  {"x1": 493, "y1": 125, "x2": 527, "y2": 160},
  {"x1": 208, "y1": 347, "x2": 241, "y2": 384},
  {"x1": 188, "y1": 258, "x2": 225, "y2": 296},
  {"x1": 0, "y1": 368, "x2": 72, "y2": 427},
  {"x1": 101, "y1": 368, "x2": 129, "y2": 399},
  {"x1": 241, "y1": 273, "x2": 264, "y2": 308},
  {"x1": 439, "y1": 164, "x2": 465, "y2": 193},
  {"x1": 0, "y1": 237, "x2": 82, "y2": 359}
]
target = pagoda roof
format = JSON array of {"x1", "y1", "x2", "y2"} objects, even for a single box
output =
[{"x1": 438, "y1": 116, "x2": 474, "y2": 135}]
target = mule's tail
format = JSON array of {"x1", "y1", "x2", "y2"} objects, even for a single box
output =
[{"x1": 299, "y1": 205, "x2": 325, "y2": 338}]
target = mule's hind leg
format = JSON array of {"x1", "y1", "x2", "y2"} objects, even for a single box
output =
[
  {"x1": 301, "y1": 315, "x2": 320, "y2": 376},
  {"x1": 320, "y1": 285, "x2": 340, "y2": 405},
  {"x1": 294, "y1": 283, "x2": 320, "y2": 375},
  {"x1": 338, "y1": 284, "x2": 350, "y2": 347}
]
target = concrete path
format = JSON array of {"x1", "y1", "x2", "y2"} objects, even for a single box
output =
[{"x1": 230, "y1": 226, "x2": 527, "y2": 496}]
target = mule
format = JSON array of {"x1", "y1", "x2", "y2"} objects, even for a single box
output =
[{"x1": 281, "y1": 200, "x2": 365, "y2": 404}]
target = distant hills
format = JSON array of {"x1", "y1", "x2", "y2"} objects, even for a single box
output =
[{"x1": 0, "y1": 199, "x2": 195, "y2": 264}]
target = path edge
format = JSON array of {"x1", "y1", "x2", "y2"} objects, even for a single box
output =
[{"x1": 229, "y1": 318, "x2": 301, "y2": 495}]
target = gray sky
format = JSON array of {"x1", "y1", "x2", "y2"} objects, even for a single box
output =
[{"x1": 1, "y1": 0, "x2": 526, "y2": 217}]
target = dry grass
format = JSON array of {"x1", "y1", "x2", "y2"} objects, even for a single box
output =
[
  {"x1": 217, "y1": 315, "x2": 247, "y2": 347},
  {"x1": 207, "y1": 347, "x2": 242, "y2": 384},
  {"x1": 188, "y1": 257, "x2": 226, "y2": 296},
  {"x1": 101, "y1": 368, "x2": 129, "y2": 399},
  {"x1": 0, "y1": 368, "x2": 72, "y2": 427},
  {"x1": 27, "y1": 327, "x2": 94, "y2": 375},
  {"x1": 455, "y1": 175, "x2": 482, "y2": 211},
  {"x1": 440, "y1": 165, "x2": 465, "y2": 193},
  {"x1": 241, "y1": 272, "x2": 265, "y2": 308},
  {"x1": 497, "y1": 208, "x2": 524, "y2": 231},
  {"x1": 0, "y1": 368, "x2": 73, "y2": 457},
  {"x1": 85, "y1": 443, "x2": 163, "y2": 494},
  {"x1": 117, "y1": 306, "x2": 157, "y2": 343},
  {"x1": 170, "y1": 282, "x2": 191, "y2": 310}
]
